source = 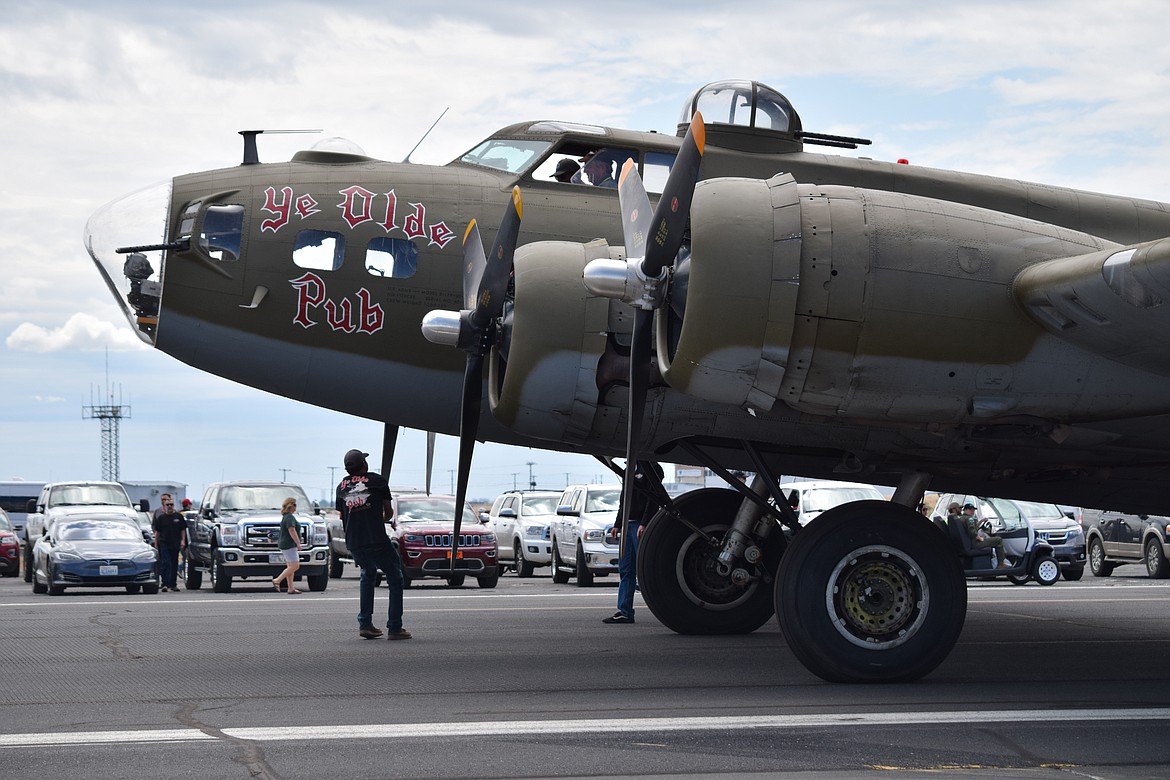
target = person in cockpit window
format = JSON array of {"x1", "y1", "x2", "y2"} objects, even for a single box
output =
[
  {"x1": 550, "y1": 158, "x2": 580, "y2": 183},
  {"x1": 581, "y1": 150, "x2": 617, "y2": 188}
]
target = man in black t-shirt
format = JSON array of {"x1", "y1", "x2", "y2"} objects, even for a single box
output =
[
  {"x1": 151, "y1": 494, "x2": 187, "y2": 592},
  {"x1": 336, "y1": 449, "x2": 410, "y2": 640}
]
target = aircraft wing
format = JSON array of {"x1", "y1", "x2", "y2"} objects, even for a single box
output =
[{"x1": 1014, "y1": 236, "x2": 1170, "y2": 376}]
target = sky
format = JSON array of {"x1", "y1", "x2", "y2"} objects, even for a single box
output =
[{"x1": 4, "y1": 0, "x2": 1170, "y2": 505}]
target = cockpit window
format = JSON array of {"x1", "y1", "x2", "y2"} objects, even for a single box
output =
[
  {"x1": 459, "y1": 138, "x2": 552, "y2": 174},
  {"x1": 530, "y1": 146, "x2": 639, "y2": 190}
]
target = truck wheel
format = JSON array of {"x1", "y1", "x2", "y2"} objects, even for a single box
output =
[
  {"x1": 446, "y1": 574, "x2": 465, "y2": 587},
  {"x1": 306, "y1": 570, "x2": 329, "y2": 592},
  {"x1": 184, "y1": 556, "x2": 203, "y2": 590},
  {"x1": 515, "y1": 541, "x2": 535, "y2": 578},
  {"x1": 1145, "y1": 538, "x2": 1170, "y2": 579},
  {"x1": 550, "y1": 540, "x2": 570, "y2": 584},
  {"x1": 329, "y1": 553, "x2": 344, "y2": 579},
  {"x1": 575, "y1": 542, "x2": 594, "y2": 586},
  {"x1": 210, "y1": 549, "x2": 232, "y2": 593},
  {"x1": 23, "y1": 547, "x2": 32, "y2": 582},
  {"x1": 1088, "y1": 537, "x2": 1114, "y2": 577},
  {"x1": 477, "y1": 574, "x2": 499, "y2": 588}
]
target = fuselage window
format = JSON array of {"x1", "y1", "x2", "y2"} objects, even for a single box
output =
[
  {"x1": 199, "y1": 204, "x2": 244, "y2": 262},
  {"x1": 293, "y1": 229, "x2": 344, "y2": 271},
  {"x1": 365, "y1": 237, "x2": 419, "y2": 278}
]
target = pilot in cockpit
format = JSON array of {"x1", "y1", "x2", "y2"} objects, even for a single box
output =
[{"x1": 581, "y1": 150, "x2": 617, "y2": 188}]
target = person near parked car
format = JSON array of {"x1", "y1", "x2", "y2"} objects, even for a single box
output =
[
  {"x1": 335, "y1": 449, "x2": 411, "y2": 640},
  {"x1": 151, "y1": 495, "x2": 187, "y2": 592},
  {"x1": 272, "y1": 497, "x2": 302, "y2": 594},
  {"x1": 604, "y1": 460, "x2": 664, "y2": 625},
  {"x1": 962, "y1": 502, "x2": 1011, "y2": 568}
]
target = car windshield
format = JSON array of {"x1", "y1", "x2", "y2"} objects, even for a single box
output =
[
  {"x1": 585, "y1": 489, "x2": 620, "y2": 513},
  {"x1": 57, "y1": 521, "x2": 140, "y2": 541},
  {"x1": 220, "y1": 486, "x2": 310, "y2": 512},
  {"x1": 1011, "y1": 500, "x2": 1067, "y2": 522},
  {"x1": 397, "y1": 497, "x2": 477, "y2": 525},
  {"x1": 522, "y1": 496, "x2": 558, "y2": 515},
  {"x1": 49, "y1": 484, "x2": 129, "y2": 507}
]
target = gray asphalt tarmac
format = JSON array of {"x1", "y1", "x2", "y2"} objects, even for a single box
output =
[{"x1": 2, "y1": 565, "x2": 1169, "y2": 780}]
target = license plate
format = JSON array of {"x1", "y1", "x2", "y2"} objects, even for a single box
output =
[
  {"x1": 99, "y1": 565, "x2": 118, "y2": 576},
  {"x1": 269, "y1": 553, "x2": 285, "y2": 564}
]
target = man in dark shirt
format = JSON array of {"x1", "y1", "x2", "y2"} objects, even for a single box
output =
[
  {"x1": 151, "y1": 494, "x2": 187, "y2": 592},
  {"x1": 604, "y1": 460, "x2": 664, "y2": 624},
  {"x1": 335, "y1": 449, "x2": 410, "y2": 640}
]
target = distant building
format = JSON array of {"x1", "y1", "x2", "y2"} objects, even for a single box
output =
[{"x1": 121, "y1": 480, "x2": 188, "y2": 512}]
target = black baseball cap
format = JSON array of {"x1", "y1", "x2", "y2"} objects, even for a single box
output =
[{"x1": 344, "y1": 449, "x2": 369, "y2": 469}]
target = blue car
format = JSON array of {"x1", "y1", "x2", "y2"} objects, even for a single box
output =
[{"x1": 31, "y1": 516, "x2": 159, "y2": 595}]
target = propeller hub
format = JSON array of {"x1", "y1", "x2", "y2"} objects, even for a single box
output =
[
  {"x1": 583, "y1": 257, "x2": 668, "y2": 310},
  {"x1": 420, "y1": 309, "x2": 463, "y2": 347}
]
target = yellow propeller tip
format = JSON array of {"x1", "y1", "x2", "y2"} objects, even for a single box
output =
[
  {"x1": 511, "y1": 186, "x2": 523, "y2": 220},
  {"x1": 692, "y1": 111, "x2": 706, "y2": 154},
  {"x1": 463, "y1": 219, "x2": 477, "y2": 244}
]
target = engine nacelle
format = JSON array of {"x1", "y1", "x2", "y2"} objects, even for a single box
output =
[
  {"x1": 667, "y1": 173, "x2": 1117, "y2": 419},
  {"x1": 488, "y1": 240, "x2": 619, "y2": 444}
]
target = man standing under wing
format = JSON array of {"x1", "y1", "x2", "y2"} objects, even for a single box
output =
[{"x1": 336, "y1": 449, "x2": 411, "y2": 640}]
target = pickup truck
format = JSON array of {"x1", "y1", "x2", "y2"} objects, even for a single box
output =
[
  {"x1": 22, "y1": 481, "x2": 151, "y2": 583},
  {"x1": 185, "y1": 480, "x2": 330, "y2": 592}
]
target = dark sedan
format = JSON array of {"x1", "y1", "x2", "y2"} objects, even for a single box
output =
[{"x1": 31, "y1": 516, "x2": 159, "y2": 595}]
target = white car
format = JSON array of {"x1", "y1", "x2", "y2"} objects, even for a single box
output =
[
  {"x1": 781, "y1": 480, "x2": 887, "y2": 525},
  {"x1": 550, "y1": 484, "x2": 621, "y2": 586},
  {"x1": 486, "y1": 490, "x2": 559, "y2": 577}
]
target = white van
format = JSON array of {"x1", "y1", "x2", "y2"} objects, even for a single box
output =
[{"x1": 782, "y1": 480, "x2": 887, "y2": 525}]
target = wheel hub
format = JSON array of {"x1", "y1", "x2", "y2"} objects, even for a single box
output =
[
  {"x1": 827, "y1": 546, "x2": 929, "y2": 650},
  {"x1": 676, "y1": 530, "x2": 758, "y2": 610}
]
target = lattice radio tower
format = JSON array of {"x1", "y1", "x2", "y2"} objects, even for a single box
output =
[{"x1": 82, "y1": 356, "x2": 130, "y2": 482}]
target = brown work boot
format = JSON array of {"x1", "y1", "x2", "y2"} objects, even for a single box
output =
[{"x1": 386, "y1": 628, "x2": 412, "y2": 640}]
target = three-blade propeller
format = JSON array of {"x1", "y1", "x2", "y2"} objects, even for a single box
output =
[
  {"x1": 611, "y1": 113, "x2": 705, "y2": 527},
  {"x1": 421, "y1": 186, "x2": 522, "y2": 565}
]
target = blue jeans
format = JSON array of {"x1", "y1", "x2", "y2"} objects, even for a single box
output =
[
  {"x1": 158, "y1": 544, "x2": 181, "y2": 588},
  {"x1": 350, "y1": 545, "x2": 405, "y2": 632},
  {"x1": 616, "y1": 522, "x2": 640, "y2": 618}
]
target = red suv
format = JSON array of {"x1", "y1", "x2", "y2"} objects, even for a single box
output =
[{"x1": 391, "y1": 492, "x2": 499, "y2": 588}]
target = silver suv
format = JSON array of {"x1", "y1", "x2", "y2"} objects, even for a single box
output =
[{"x1": 487, "y1": 490, "x2": 559, "y2": 577}]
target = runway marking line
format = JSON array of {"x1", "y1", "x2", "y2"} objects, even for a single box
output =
[{"x1": 3, "y1": 708, "x2": 1170, "y2": 748}]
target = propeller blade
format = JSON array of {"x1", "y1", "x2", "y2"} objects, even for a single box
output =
[
  {"x1": 450, "y1": 353, "x2": 484, "y2": 567},
  {"x1": 461, "y1": 220, "x2": 486, "y2": 312},
  {"x1": 425, "y1": 431, "x2": 435, "y2": 495},
  {"x1": 642, "y1": 111, "x2": 705, "y2": 278},
  {"x1": 620, "y1": 307, "x2": 655, "y2": 526},
  {"x1": 470, "y1": 186, "x2": 523, "y2": 330},
  {"x1": 617, "y1": 158, "x2": 652, "y2": 261}
]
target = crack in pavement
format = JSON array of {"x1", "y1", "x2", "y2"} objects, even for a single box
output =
[{"x1": 176, "y1": 703, "x2": 283, "y2": 780}]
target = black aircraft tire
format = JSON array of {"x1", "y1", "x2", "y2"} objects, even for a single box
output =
[
  {"x1": 637, "y1": 488, "x2": 785, "y2": 636},
  {"x1": 775, "y1": 500, "x2": 966, "y2": 684}
]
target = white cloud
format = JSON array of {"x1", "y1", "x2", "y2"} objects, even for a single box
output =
[{"x1": 6, "y1": 312, "x2": 148, "y2": 352}]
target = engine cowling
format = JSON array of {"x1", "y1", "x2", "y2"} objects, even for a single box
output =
[{"x1": 487, "y1": 240, "x2": 620, "y2": 444}]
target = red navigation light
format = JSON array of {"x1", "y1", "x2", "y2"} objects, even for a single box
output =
[{"x1": 897, "y1": 159, "x2": 909, "y2": 165}]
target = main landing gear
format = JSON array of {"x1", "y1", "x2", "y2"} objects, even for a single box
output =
[{"x1": 636, "y1": 487, "x2": 966, "y2": 683}]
